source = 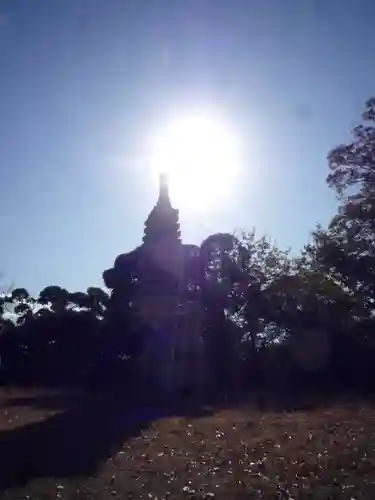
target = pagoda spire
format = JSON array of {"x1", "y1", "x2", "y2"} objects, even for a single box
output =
[
  {"x1": 158, "y1": 171, "x2": 171, "y2": 205},
  {"x1": 142, "y1": 170, "x2": 181, "y2": 245}
]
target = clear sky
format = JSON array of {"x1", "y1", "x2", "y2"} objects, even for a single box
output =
[{"x1": 0, "y1": 0, "x2": 374, "y2": 294}]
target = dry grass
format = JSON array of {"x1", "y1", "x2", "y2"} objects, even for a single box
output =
[
  {"x1": 0, "y1": 388, "x2": 66, "y2": 430},
  {"x1": 0, "y1": 389, "x2": 375, "y2": 499}
]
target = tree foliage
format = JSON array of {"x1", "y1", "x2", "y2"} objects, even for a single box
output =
[{"x1": 2, "y1": 97, "x2": 375, "y2": 399}]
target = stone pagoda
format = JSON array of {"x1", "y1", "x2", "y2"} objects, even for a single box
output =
[{"x1": 103, "y1": 173, "x2": 204, "y2": 401}]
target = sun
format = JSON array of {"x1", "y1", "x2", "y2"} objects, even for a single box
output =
[{"x1": 147, "y1": 111, "x2": 242, "y2": 212}]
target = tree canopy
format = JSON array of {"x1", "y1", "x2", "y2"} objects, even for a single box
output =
[{"x1": 2, "y1": 97, "x2": 375, "y2": 400}]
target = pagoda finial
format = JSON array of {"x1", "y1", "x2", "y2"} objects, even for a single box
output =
[
  {"x1": 142, "y1": 170, "x2": 181, "y2": 245},
  {"x1": 158, "y1": 171, "x2": 170, "y2": 204}
]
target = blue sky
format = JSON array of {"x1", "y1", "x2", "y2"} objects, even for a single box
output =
[{"x1": 0, "y1": 0, "x2": 374, "y2": 294}]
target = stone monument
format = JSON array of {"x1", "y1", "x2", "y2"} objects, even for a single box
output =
[{"x1": 103, "y1": 173, "x2": 205, "y2": 401}]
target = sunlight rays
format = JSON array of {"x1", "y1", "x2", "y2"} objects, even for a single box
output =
[{"x1": 147, "y1": 110, "x2": 242, "y2": 212}]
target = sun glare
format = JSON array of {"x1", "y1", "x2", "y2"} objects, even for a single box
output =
[{"x1": 148, "y1": 111, "x2": 242, "y2": 212}]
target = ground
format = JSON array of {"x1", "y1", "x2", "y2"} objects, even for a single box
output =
[{"x1": 0, "y1": 388, "x2": 374, "y2": 499}]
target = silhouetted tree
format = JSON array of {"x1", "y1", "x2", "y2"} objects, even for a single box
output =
[{"x1": 4, "y1": 96, "x2": 375, "y2": 402}]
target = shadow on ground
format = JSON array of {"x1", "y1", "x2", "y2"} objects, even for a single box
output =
[
  {"x1": 0, "y1": 387, "x2": 362, "y2": 491},
  {"x1": 0, "y1": 390, "x2": 215, "y2": 491}
]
